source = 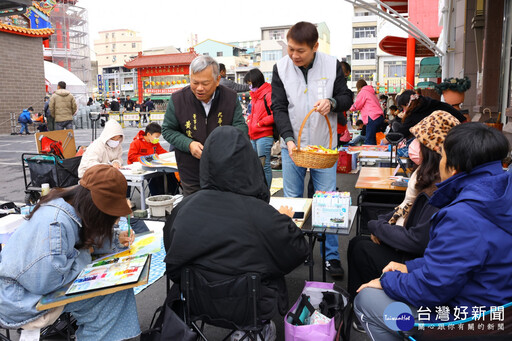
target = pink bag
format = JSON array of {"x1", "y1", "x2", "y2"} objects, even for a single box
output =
[{"x1": 284, "y1": 282, "x2": 337, "y2": 341}]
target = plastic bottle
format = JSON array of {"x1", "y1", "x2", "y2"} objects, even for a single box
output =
[{"x1": 41, "y1": 183, "x2": 50, "y2": 196}]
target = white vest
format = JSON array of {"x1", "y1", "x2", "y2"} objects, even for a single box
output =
[{"x1": 276, "y1": 52, "x2": 337, "y2": 149}]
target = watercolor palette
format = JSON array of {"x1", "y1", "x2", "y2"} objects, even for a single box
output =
[{"x1": 65, "y1": 254, "x2": 150, "y2": 295}]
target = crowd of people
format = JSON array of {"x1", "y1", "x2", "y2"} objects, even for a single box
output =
[{"x1": 1, "y1": 20, "x2": 511, "y2": 341}]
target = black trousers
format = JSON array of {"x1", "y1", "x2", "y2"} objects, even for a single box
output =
[{"x1": 347, "y1": 235, "x2": 417, "y2": 299}]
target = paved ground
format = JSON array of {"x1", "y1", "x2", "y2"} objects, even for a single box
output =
[{"x1": 0, "y1": 126, "x2": 369, "y2": 341}]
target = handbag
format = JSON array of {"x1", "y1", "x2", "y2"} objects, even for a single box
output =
[
  {"x1": 263, "y1": 94, "x2": 280, "y2": 141},
  {"x1": 336, "y1": 151, "x2": 352, "y2": 174},
  {"x1": 141, "y1": 285, "x2": 197, "y2": 341},
  {"x1": 284, "y1": 281, "x2": 351, "y2": 341}
]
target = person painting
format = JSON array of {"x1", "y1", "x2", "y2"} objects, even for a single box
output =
[
  {"x1": 78, "y1": 119, "x2": 124, "y2": 178},
  {"x1": 127, "y1": 122, "x2": 179, "y2": 195},
  {"x1": 349, "y1": 79, "x2": 384, "y2": 145},
  {"x1": 244, "y1": 68, "x2": 275, "y2": 188},
  {"x1": 354, "y1": 123, "x2": 512, "y2": 340},
  {"x1": 0, "y1": 165, "x2": 140, "y2": 341},
  {"x1": 164, "y1": 126, "x2": 309, "y2": 339},
  {"x1": 162, "y1": 55, "x2": 248, "y2": 196}
]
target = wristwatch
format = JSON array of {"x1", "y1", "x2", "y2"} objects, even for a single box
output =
[{"x1": 328, "y1": 98, "x2": 336, "y2": 111}]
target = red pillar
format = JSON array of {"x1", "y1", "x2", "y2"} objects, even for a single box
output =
[
  {"x1": 406, "y1": 36, "x2": 416, "y2": 89},
  {"x1": 137, "y1": 70, "x2": 143, "y2": 104}
]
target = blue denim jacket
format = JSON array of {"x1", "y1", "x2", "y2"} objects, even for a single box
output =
[{"x1": 0, "y1": 198, "x2": 125, "y2": 328}]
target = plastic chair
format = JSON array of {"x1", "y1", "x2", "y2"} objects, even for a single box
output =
[{"x1": 181, "y1": 267, "x2": 268, "y2": 341}]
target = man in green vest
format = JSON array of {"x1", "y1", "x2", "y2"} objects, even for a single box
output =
[{"x1": 162, "y1": 55, "x2": 248, "y2": 195}]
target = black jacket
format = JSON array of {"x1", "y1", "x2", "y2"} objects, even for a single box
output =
[
  {"x1": 367, "y1": 192, "x2": 439, "y2": 256},
  {"x1": 124, "y1": 99, "x2": 135, "y2": 111},
  {"x1": 164, "y1": 126, "x2": 309, "y2": 317},
  {"x1": 396, "y1": 97, "x2": 465, "y2": 138},
  {"x1": 110, "y1": 100, "x2": 120, "y2": 111}
]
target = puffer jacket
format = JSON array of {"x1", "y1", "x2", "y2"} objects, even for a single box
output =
[
  {"x1": 349, "y1": 85, "x2": 384, "y2": 125},
  {"x1": 247, "y1": 82, "x2": 274, "y2": 140},
  {"x1": 49, "y1": 89, "x2": 77, "y2": 122},
  {"x1": 78, "y1": 119, "x2": 124, "y2": 177},
  {"x1": 127, "y1": 130, "x2": 167, "y2": 164},
  {"x1": 381, "y1": 161, "x2": 512, "y2": 311}
]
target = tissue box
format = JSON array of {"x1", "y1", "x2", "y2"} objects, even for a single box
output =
[{"x1": 312, "y1": 191, "x2": 351, "y2": 228}]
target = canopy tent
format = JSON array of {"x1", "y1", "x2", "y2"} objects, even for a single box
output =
[{"x1": 44, "y1": 61, "x2": 88, "y2": 107}]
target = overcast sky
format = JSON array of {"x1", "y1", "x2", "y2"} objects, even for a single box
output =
[{"x1": 79, "y1": 0, "x2": 354, "y2": 59}]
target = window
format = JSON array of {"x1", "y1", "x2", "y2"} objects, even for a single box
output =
[
  {"x1": 132, "y1": 43, "x2": 136, "y2": 48},
  {"x1": 112, "y1": 43, "x2": 116, "y2": 51},
  {"x1": 263, "y1": 72, "x2": 273, "y2": 82},
  {"x1": 270, "y1": 30, "x2": 285, "y2": 40},
  {"x1": 105, "y1": 33, "x2": 109, "y2": 38},
  {"x1": 384, "y1": 61, "x2": 406, "y2": 77},
  {"x1": 353, "y1": 27, "x2": 376, "y2": 39},
  {"x1": 217, "y1": 51, "x2": 223, "y2": 57},
  {"x1": 203, "y1": 52, "x2": 209, "y2": 56},
  {"x1": 262, "y1": 50, "x2": 282, "y2": 61},
  {"x1": 353, "y1": 48, "x2": 376, "y2": 60},
  {"x1": 355, "y1": 11, "x2": 371, "y2": 16},
  {"x1": 112, "y1": 56, "x2": 117, "y2": 62},
  {"x1": 112, "y1": 32, "x2": 115, "y2": 38},
  {"x1": 353, "y1": 70, "x2": 375, "y2": 81}
]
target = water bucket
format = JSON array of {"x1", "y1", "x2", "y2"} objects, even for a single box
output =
[{"x1": 145, "y1": 195, "x2": 175, "y2": 217}]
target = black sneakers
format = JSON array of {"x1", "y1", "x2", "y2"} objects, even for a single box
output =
[{"x1": 325, "y1": 259, "x2": 344, "y2": 278}]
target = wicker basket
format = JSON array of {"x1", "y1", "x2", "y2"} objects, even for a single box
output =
[{"x1": 291, "y1": 108, "x2": 339, "y2": 169}]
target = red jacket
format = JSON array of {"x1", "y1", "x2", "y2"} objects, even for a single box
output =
[
  {"x1": 247, "y1": 82, "x2": 274, "y2": 140},
  {"x1": 128, "y1": 130, "x2": 168, "y2": 164}
]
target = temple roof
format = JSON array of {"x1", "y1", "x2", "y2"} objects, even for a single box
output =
[
  {"x1": 124, "y1": 51, "x2": 198, "y2": 69},
  {"x1": 0, "y1": 22, "x2": 54, "y2": 38}
]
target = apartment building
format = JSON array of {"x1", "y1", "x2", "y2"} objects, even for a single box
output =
[{"x1": 259, "y1": 23, "x2": 331, "y2": 83}]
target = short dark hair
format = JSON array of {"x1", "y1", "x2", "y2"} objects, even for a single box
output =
[
  {"x1": 58, "y1": 81, "x2": 66, "y2": 89},
  {"x1": 340, "y1": 61, "x2": 351, "y2": 75},
  {"x1": 396, "y1": 90, "x2": 416, "y2": 107},
  {"x1": 356, "y1": 79, "x2": 367, "y2": 91},
  {"x1": 389, "y1": 105, "x2": 398, "y2": 111},
  {"x1": 28, "y1": 106, "x2": 34, "y2": 111},
  {"x1": 145, "y1": 122, "x2": 162, "y2": 135},
  {"x1": 444, "y1": 123, "x2": 509, "y2": 173},
  {"x1": 219, "y1": 63, "x2": 226, "y2": 73},
  {"x1": 379, "y1": 95, "x2": 388, "y2": 100},
  {"x1": 243, "y1": 68, "x2": 265, "y2": 88},
  {"x1": 287, "y1": 21, "x2": 318, "y2": 49},
  {"x1": 356, "y1": 119, "x2": 364, "y2": 126}
]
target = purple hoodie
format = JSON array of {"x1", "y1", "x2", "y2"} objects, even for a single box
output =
[{"x1": 349, "y1": 85, "x2": 383, "y2": 124}]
